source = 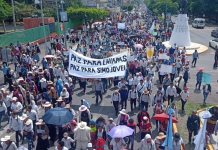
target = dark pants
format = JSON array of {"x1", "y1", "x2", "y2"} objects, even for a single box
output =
[
  {"x1": 168, "y1": 95, "x2": 174, "y2": 105},
  {"x1": 95, "y1": 91, "x2": 102, "y2": 104},
  {"x1": 113, "y1": 101, "x2": 119, "y2": 115},
  {"x1": 15, "y1": 130, "x2": 23, "y2": 147},
  {"x1": 181, "y1": 99, "x2": 187, "y2": 111},
  {"x1": 141, "y1": 101, "x2": 149, "y2": 111},
  {"x1": 159, "y1": 75, "x2": 164, "y2": 84},
  {"x1": 192, "y1": 58, "x2": 197, "y2": 67},
  {"x1": 121, "y1": 100, "x2": 127, "y2": 109},
  {"x1": 195, "y1": 81, "x2": 201, "y2": 90},
  {"x1": 170, "y1": 73, "x2": 175, "y2": 82},
  {"x1": 189, "y1": 130, "x2": 198, "y2": 143},
  {"x1": 130, "y1": 98, "x2": 136, "y2": 111},
  {"x1": 23, "y1": 132, "x2": 34, "y2": 150}
]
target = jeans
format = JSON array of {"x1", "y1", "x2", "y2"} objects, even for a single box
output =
[
  {"x1": 121, "y1": 100, "x2": 127, "y2": 109},
  {"x1": 0, "y1": 110, "x2": 5, "y2": 127},
  {"x1": 181, "y1": 99, "x2": 187, "y2": 111},
  {"x1": 192, "y1": 58, "x2": 197, "y2": 67},
  {"x1": 141, "y1": 101, "x2": 149, "y2": 111},
  {"x1": 196, "y1": 81, "x2": 202, "y2": 90},
  {"x1": 15, "y1": 130, "x2": 23, "y2": 147},
  {"x1": 23, "y1": 132, "x2": 34, "y2": 150},
  {"x1": 203, "y1": 92, "x2": 209, "y2": 103},
  {"x1": 113, "y1": 101, "x2": 119, "y2": 115},
  {"x1": 95, "y1": 91, "x2": 102, "y2": 104}
]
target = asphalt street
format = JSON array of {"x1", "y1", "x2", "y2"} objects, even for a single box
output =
[{"x1": 0, "y1": 25, "x2": 217, "y2": 150}]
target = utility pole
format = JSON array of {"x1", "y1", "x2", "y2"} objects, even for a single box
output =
[
  {"x1": 56, "y1": 0, "x2": 60, "y2": 23},
  {"x1": 11, "y1": 0, "x2": 16, "y2": 31},
  {"x1": 60, "y1": 0, "x2": 67, "y2": 49},
  {"x1": 40, "y1": 0, "x2": 48, "y2": 51}
]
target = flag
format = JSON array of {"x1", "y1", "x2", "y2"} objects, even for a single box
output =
[
  {"x1": 149, "y1": 21, "x2": 155, "y2": 34},
  {"x1": 194, "y1": 111, "x2": 212, "y2": 150},
  {"x1": 162, "y1": 108, "x2": 174, "y2": 150}
]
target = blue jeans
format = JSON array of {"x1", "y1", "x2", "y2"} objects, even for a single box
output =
[
  {"x1": 23, "y1": 132, "x2": 33, "y2": 150},
  {"x1": 203, "y1": 92, "x2": 209, "y2": 103},
  {"x1": 0, "y1": 110, "x2": 5, "y2": 127}
]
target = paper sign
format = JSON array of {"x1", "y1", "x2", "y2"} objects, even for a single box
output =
[
  {"x1": 159, "y1": 53, "x2": 170, "y2": 60},
  {"x1": 202, "y1": 73, "x2": 212, "y2": 84},
  {"x1": 159, "y1": 64, "x2": 172, "y2": 73},
  {"x1": 118, "y1": 23, "x2": 125, "y2": 29}
]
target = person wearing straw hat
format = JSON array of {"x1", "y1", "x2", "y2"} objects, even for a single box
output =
[
  {"x1": 10, "y1": 97, "x2": 23, "y2": 116},
  {"x1": 111, "y1": 90, "x2": 121, "y2": 116},
  {"x1": 21, "y1": 114, "x2": 34, "y2": 149},
  {"x1": 139, "y1": 90, "x2": 151, "y2": 111},
  {"x1": 35, "y1": 119, "x2": 50, "y2": 150},
  {"x1": 79, "y1": 105, "x2": 91, "y2": 126},
  {"x1": 154, "y1": 132, "x2": 166, "y2": 150},
  {"x1": 1, "y1": 136, "x2": 17, "y2": 150},
  {"x1": 74, "y1": 121, "x2": 91, "y2": 150},
  {"x1": 117, "y1": 109, "x2": 130, "y2": 125},
  {"x1": 61, "y1": 132, "x2": 75, "y2": 150},
  {"x1": 7, "y1": 112, "x2": 23, "y2": 147},
  {"x1": 139, "y1": 134, "x2": 156, "y2": 150},
  {"x1": 42, "y1": 101, "x2": 52, "y2": 112},
  {"x1": 56, "y1": 97, "x2": 65, "y2": 108}
]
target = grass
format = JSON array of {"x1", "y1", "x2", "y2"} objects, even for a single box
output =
[{"x1": 174, "y1": 100, "x2": 215, "y2": 148}]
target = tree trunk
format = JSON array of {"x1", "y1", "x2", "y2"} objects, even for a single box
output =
[{"x1": 2, "y1": 20, "x2": 6, "y2": 33}]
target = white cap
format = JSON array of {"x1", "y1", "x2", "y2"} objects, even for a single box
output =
[{"x1": 87, "y1": 143, "x2": 93, "y2": 148}]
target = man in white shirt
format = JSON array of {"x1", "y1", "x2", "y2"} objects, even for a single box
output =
[
  {"x1": 118, "y1": 78, "x2": 127, "y2": 89},
  {"x1": 10, "y1": 97, "x2": 23, "y2": 116},
  {"x1": 111, "y1": 90, "x2": 121, "y2": 116},
  {"x1": 1, "y1": 136, "x2": 17, "y2": 150},
  {"x1": 144, "y1": 77, "x2": 153, "y2": 93},
  {"x1": 136, "y1": 79, "x2": 145, "y2": 109},
  {"x1": 8, "y1": 112, "x2": 23, "y2": 147},
  {"x1": 128, "y1": 86, "x2": 138, "y2": 111},
  {"x1": 180, "y1": 87, "x2": 189, "y2": 112},
  {"x1": 166, "y1": 82, "x2": 177, "y2": 105},
  {"x1": 26, "y1": 105, "x2": 38, "y2": 132},
  {"x1": 110, "y1": 138, "x2": 126, "y2": 150},
  {"x1": 62, "y1": 132, "x2": 75, "y2": 149}
]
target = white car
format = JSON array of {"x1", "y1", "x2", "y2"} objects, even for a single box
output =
[{"x1": 209, "y1": 39, "x2": 218, "y2": 50}]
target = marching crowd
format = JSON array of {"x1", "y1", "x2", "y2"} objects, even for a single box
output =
[{"x1": 0, "y1": 8, "x2": 218, "y2": 150}]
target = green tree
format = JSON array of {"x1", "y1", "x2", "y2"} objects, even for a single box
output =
[
  {"x1": 0, "y1": 0, "x2": 12, "y2": 32},
  {"x1": 67, "y1": 7, "x2": 109, "y2": 27},
  {"x1": 14, "y1": 1, "x2": 37, "y2": 21}
]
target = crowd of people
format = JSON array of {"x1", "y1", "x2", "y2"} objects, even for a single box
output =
[{"x1": 0, "y1": 7, "x2": 218, "y2": 150}]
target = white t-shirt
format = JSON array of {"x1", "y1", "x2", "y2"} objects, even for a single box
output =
[
  {"x1": 62, "y1": 137, "x2": 74, "y2": 149},
  {"x1": 180, "y1": 91, "x2": 189, "y2": 101}
]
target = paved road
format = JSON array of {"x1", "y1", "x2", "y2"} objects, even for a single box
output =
[{"x1": 0, "y1": 25, "x2": 218, "y2": 150}]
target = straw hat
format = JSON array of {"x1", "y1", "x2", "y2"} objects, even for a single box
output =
[
  {"x1": 78, "y1": 121, "x2": 87, "y2": 129},
  {"x1": 36, "y1": 119, "x2": 45, "y2": 125},
  {"x1": 143, "y1": 116, "x2": 148, "y2": 121},
  {"x1": 1, "y1": 136, "x2": 11, "y2": 142},
  {"x1": 156, "y1": 132, "x2": 166, "y2": 140},
  {"x1": 119, "y1": 109, "x2": 126, "y2": 115},
  {"x1": 108, "y1": 118, "x2": 114, "y2": 121},
  {"x1": 20, "y1": 114, "x2": 28, "y2": 121},
  {"x1": 65, "y1": 104, "x2": 71, "y2": 109},
  {"x1": 79, "y1": 105, "x2": 87, "y2": 112},
  {"x1": 56, "y1": 97, "x2": 63, "y2": 102},
  {"x1": 145, "y1": 134, "x2": 151, "y2": 140},
  {"x1": 43, "y1": 101, "x2": 52, "y2": 107},
  {"x1": 144, "y1": 90, "x2": 149, "y2": 94},
  {"x1": 25, "y1": 119, "x2": 32, "y2": 126},
  {"x1": 40, "y1": 78, "x2": 46, "y2": 82},
  {"x1": 47, "y1": 81, "x2": 54, "y2": 85}
]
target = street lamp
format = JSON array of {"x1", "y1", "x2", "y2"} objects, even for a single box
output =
[{"x1": 11, "y1": 0, "x2": 16, "y2": 31}]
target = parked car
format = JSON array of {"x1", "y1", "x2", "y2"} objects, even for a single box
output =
[
  {"x1": 211, "y1": 29, "x2": 218, "y2": 38},
  {"x1": 192, "y1": 18, "x2": 205, "y2": 29},
  {"x1": 209, "y1": 39, "x2": 218, "y2": 50}
]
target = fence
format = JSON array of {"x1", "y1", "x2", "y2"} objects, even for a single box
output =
[{"x1": 0, "y1": 19, "x2": 83, "y2": 47}]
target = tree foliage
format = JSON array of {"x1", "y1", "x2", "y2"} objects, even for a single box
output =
[
  {"x1": 0, "y1": 0, "x2": 12, "y2": 21},
  {"x1": 145, "y1": 0, "x2": 179, "y2": 15},
  {"x1": 14, "y1": 1, "x2": 37, "y2": 20},
  {"x1": 67, "y1": 7, "x2": 109, "y2": 23}
]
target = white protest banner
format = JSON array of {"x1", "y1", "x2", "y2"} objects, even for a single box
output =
[
  {"x1": 68, "y1": 51, "x2": 128, "y2": 78},
  {"x1": 158, "y1": 53, "x2": 169, "y2": 60},
  {"x1": 117, "y1": 23, "x2": 125, "y2": 29},
  {"x1": 159, "y1": 64, "x2": 172, "y2": 73}
]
